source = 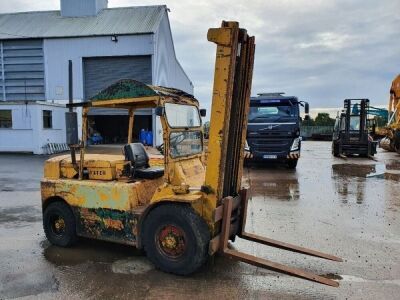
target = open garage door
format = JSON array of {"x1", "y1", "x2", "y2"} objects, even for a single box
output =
[
  {"x1": 88, "y1": 114, "x2": 152, "y2": 144},
  {"x1": 83, "y1": 56, "x2": 154, "y2": 144}
]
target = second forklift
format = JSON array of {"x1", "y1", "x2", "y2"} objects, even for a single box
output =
[{"x1": 332, "y1": 99, "x2": 378, "y2": 157}]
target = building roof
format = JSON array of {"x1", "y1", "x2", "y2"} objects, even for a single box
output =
[{"x1": 0, "y1": 5, "x2": 166, "y2": 40}]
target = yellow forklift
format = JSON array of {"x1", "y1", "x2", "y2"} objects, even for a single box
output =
[
  {"x1": 380, "y1": 74, "x2": 400, "y2": 152},
  {"x1": 41, "y1": 21, "x2": 341, "y2": 287}
]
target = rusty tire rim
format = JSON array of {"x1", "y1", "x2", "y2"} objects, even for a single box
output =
[
  {"x1": 50, "y1": 215, "x2": 66, "y2": 236},
  {"x1": 156, "y1": 224, "x2": 187, "y2": 259}
]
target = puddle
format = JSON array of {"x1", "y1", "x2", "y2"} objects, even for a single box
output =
[
  {"x1": 0, "y1": 206, "x2": 42, "y2": 226},
  {"x1": 1, "y1": 186, "x2": 14, "y2": 192},
  {"x1": 111, "y1": 257, "x2": 154, "y2": 275},
  {"x1": 247, "y1": 169, "x2": 300, "y2": 201},
  {"x1": 0, "y1": 272, "x2": 59, "y2": 299},
  {"x1": 332, "y1": 164, "x2": 379, "y2": 178},
  {"x1": 332, "y1": 163, "x2": 400, "y2": 182},
  {"x1": 42, "y1": 239, "x2": 142, "y2": 266},
  {"x1": 385, "y1": 159, "x2": 400, "y2": 171},
  {"x1": 250, "y1": 180, "x2": 300, "y2": 201}
]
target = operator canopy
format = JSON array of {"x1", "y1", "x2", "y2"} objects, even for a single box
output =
[{"x1": 68, "y1": 79, "x2": 199, "y2": 109}]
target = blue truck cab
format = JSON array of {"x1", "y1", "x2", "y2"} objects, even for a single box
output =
[{"x1": 245, "y1": 93, "x2": 309, "y2": 169}]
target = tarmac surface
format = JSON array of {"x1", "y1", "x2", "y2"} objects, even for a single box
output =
[{"x1": 0, "y1": 141, "x2": 399, "y2": 299}]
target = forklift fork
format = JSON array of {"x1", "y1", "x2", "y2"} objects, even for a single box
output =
[{"x1": 215, "y1": 190, "x2": 342, "y2": 287}]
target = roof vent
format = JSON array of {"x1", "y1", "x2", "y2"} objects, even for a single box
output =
[{"x1": 61, "y1": 0, "x2": 108, "y2": 17}]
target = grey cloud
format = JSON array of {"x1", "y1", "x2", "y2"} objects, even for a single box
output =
[{"x1": 1, "y1": 0, "x2": 399, "y2": 113}]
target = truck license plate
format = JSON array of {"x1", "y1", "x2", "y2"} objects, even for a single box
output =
[{"x1": 263, "y1": 154, "x2": 277, "y2": 159}]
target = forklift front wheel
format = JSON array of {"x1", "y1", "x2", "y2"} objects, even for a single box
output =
[
  {"x1": 142, "y1": 204, "x2": 210, "y2": 275},
  {"x1": 43, "y1": 201, "x2": 77, "y2": 247}
]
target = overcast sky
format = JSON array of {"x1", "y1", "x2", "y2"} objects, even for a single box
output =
[{"x1": 1, "y1": 0, "x2": 399, "y2": 112}]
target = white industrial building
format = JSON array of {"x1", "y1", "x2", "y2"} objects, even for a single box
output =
[{"x1": 0, "y1": 0, "x2": 193, "y2": 154}]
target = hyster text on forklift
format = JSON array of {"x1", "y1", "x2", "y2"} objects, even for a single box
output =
[
  {"x1": 245, "y1": 93, "x2": 309, "y2": 169},
  {"x1": 40, "y1": 22, "x2": 341, "y2": 287}
]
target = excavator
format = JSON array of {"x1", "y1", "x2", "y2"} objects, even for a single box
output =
[
  {"x1": 40, "y1": 21, "x2": 341, "y2": 287},
  {"x1": 380, "y1": 74, "x2": 400, "y2": 152}
]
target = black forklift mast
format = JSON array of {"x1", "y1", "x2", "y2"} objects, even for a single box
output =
[{"x1": 343, "y1": 99, "x2": 369, "y2": 142}]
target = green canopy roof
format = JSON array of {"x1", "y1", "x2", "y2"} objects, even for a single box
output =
[{"x1": 90, "y1": 79, "x2": 195, "y2": 101}]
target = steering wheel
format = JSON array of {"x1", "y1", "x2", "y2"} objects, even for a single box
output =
[{"x1": 157, "y1": 133, "x2": 186, "y2": 155}]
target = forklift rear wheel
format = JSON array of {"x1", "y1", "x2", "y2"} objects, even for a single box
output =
[
  {"x1": 286, "y1": 159, "x2": 298, "y2": 169},
  {"x1": 43, "y1": 201, "x2": 77, "y2": 247},
  {"x1": 142, "y1": 204, "x2": 210, "y2": 275}
]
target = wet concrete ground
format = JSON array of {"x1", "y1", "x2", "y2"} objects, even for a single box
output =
[{"x1": 0, "y1": 141, "x2": 399, "y2": 299}]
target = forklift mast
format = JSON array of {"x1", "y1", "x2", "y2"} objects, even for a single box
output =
[
  {"x1": 343, "y1": 99, "x2": 369, "y2": 142},
  {"x1": 205, "y1": 22, "x2": 341, "y2": 287},
  {"x1": 205, "y1": 21, "x2": 255, "y2": 202}
]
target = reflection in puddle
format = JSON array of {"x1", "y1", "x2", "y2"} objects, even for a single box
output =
[
  {"x1": 385, "y1": 159, "x2": 400, "y2": 171},
  {"x1": 42, "y1": 239, "x2": 142, "y2": 266},
  {"x1": 331, "y1": 164, "x2": 369, "y2": 204},
  {"x1": 332, "y1": 164, "x2": 378, "y2": 178},
  {"x1": 331, "y1": 164, "x2": 386, "y2": 204},
  {"x1": 248, "y1": 169, "x2": 299, "y2": 201}
]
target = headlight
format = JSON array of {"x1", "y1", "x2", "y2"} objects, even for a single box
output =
[
  {"x1": 244, "y1": 140, "x2": 250, "y2": 151},
  {"x1": 290, "y1": 138, "x2": 300, "y2": 151}
]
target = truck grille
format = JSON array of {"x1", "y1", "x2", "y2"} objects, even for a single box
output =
[{"x1": 248, "y1": 138, "x2": 292, "y2": 152}]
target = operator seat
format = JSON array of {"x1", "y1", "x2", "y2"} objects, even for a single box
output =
[{"x1": 123, "y1": 143, "x2": 164, "y2": 179}]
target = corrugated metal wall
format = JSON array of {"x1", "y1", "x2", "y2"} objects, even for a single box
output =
[{"x1": 0, "y1": 39, "x2": 45, "y2": 101}]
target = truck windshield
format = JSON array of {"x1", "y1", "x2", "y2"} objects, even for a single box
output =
[
  {"x1": 249, "y1": 104, "x2": 297, "y2": 123},
  {"x1": 165, "y1": 103, "x2": 201, "y2": 128}
]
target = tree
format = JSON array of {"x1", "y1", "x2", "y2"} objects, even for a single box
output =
[
  {"x1": 314, "y1": 113, "x2": 335, "y2": 126},
  {"x1": 301, "y1": 116, "x2": 315, "y2": 126}
]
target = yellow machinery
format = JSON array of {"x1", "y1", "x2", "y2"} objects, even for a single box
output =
[
  {"x1": 41, "y1": 21, "x2": 341, "y2": 286},
  {"x1": 380, "y1": 74, "x2": 400, "y2": 152}
]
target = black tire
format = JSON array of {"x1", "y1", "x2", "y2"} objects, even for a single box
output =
[
  {"x1": 286, "y1": 159, "x2": 298, "y2": 169},
  {"x1": 142, "y1": 204, "x2": 210, "y2": 275},
  {"x1": 395, "y1": 143, "x2": 400, "y2": 154},
  {"x1": 332, "y1": 141, "x2": 340, "y2": 157},
  {"x1": 43, "y1": 201, "x2": 77, "y2": 247}
]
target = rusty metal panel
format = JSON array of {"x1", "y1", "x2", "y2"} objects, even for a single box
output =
[{"x1": 74, "y1": 206, "x2": 139, "y2": 245}]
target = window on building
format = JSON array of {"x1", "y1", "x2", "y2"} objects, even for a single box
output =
[
  {"x1": 0, "y1": 110, "x2": 12, "y2": 128},
  {"x1": 43, "y1": 110, "x2": 53, "y2": 129}
]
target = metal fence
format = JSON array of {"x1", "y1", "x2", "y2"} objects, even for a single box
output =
[{"x1": 301, "y1": 126, "x2": 333, "y2": 140}]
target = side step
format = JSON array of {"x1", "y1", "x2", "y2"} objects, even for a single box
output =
[{"x1": 216, "y1": 192, "x2": 342, "y2": 287}]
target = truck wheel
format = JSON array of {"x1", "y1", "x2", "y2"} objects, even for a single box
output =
[
  {"x1": 43, "y1": 201, "x2": 77, "y2": 247},
  {"x1": 142, "y1": 204, "x2": 210, "y2": 275},
  {"x1": 286, "y1": 159, "x2": 298, "y2": 169},
  {"x1": 332, "y1": 142, "x2": 340, "y2": 157}
]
